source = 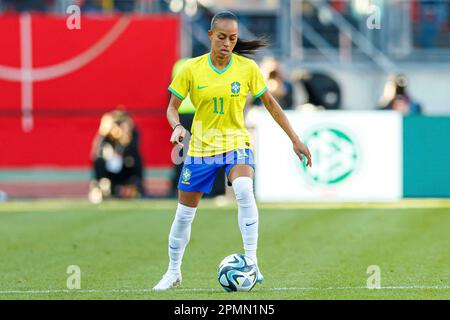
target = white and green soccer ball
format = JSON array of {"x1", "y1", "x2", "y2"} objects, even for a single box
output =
[{"x1": 217, "y1": 253, "x2": 258, "y2": 292}]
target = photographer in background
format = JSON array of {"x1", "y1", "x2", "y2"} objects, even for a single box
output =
[
  {"x1": 89, "y1": 109, "x2": 145, "y2": 203},
  {"x1": 254, "y1": 57, "x2": 294, "y2": 110},
  {"x1": 377, "y1": 74, "x2": 423, "y2": 115},
  {"x1": 266, "y1": 68, "x2": 294, "y2": 110}
]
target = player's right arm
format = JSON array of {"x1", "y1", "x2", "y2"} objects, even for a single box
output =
[
  {"x1": 167, "y1": 61, "x2": 192, "y2": 148},
  {"x1": 167, "y1": 94, "x2": 186, "y2": 147}
]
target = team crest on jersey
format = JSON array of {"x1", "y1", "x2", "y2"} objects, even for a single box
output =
[
  {"x1": 181, "y1": 168, "x2": 191, "y2": 185},
  {"x1": 231, "y1": 82, "x2": 241, "y2": 96}
]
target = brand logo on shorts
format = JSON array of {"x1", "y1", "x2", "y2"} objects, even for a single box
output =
[
  {"x1": 181, "y1": 168, "x2": 191, "y2": 185},
  {"x1": 301, "y1": 126, "x2": 359, "y2": 186},
  {"x1": 236, "y1": 149, "x2": 248, "y2": 160}
]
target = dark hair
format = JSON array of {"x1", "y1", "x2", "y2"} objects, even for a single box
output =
[
  {"x1": 210, "y1": 11, "x2": 269, "y2": 57},
  {"x1": 268, "y1": 70, "x2": 279, "y2": 79}
]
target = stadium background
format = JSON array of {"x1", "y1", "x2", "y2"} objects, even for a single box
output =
[{"x1": 1, "y1": 0, "x2": 449, "y2": 200}]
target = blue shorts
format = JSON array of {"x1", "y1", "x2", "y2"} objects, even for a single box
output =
[{"x1": 177, "y1": 148, "x2": 255, "y2": 194}]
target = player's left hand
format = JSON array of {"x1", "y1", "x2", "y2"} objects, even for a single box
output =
[{"x1": 293, "y1": 140, "x2": 312, "y2": 167}]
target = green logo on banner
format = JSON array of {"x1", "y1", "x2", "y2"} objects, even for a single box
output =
[{"x1": 301, "y1": 127, "x2": 358, "y2": 185}]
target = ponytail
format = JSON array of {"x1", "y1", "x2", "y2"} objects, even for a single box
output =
[
  {"x1": 211, "y1": 11, "x2": 270, "y2": 57},
  {"x1": 233, "y1": 37, "x2": 269, "y2": 57}
]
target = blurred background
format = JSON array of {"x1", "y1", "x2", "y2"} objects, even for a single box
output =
[{"x1": 0, "y1": 0, "x2": 449, "y2": 202}]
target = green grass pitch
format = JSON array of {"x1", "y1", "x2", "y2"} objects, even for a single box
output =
[{"x1": 0, "y1": 199, "x2": 449, "y2": 300}]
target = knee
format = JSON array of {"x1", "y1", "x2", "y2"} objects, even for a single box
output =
[
  {"x1": 175, "y1": 203, "x2": 197, "y2": 224},
  {"x1": 178, "y1": 190, "x2": 203, "y2": 208},
  {"x1": 232, "y1": 176, "x2": 255, "y2": 206}
]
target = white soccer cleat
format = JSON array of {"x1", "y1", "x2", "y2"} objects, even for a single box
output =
[
  {"x1": 152, "y1": 271, "x2": 182, "y2": 291},
  {"x1": 256, "y1": 266, "x2": 264, "y2": 284}
]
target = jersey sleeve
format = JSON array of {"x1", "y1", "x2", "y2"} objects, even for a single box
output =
[
  {"x1": 249, "y1": 60, "x2": 267, "y2": 99},
  {"x1": 168, "y1": 62, "x2": 191, "y2": 100}
]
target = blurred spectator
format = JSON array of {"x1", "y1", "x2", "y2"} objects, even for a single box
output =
[
  {"x1": 114, "y1": 0, "x2": 134, "y2": 12},
  {"x1": 78, "y1": 0, "x2": 135, "y2": 13},
  {"x1": 297, "y1": 71, "x2": 341, "y2": 110},
  {"x1": 80, "y1": 0, "x2": 104, "y2": 12},
  {"x1": 377, "y1": 74, "x2": 422, "y2": 115},
  {"x1": 89, "y1": 109, "x2": 145, "y2": 203},
  {"x1": 2, "y1": 0, "x2": 52, "y2": 11},
  {"x1": 255, "y1": 57, "x2": 294, "y2": 110},
  {"x1": 419, "y1": 0, "x2": 448, "y2": 48},
  {"x1": 190, "y1": 4, "x2": 215, "y2": 57}
]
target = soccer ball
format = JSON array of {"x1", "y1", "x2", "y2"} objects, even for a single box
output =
[{"x1": 217, "y1": 253, "x2": 258, "y2": 292}]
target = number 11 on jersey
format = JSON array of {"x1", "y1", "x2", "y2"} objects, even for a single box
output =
[{"x1": 213, "y1": 97, "x2": 224, "y2": 114}]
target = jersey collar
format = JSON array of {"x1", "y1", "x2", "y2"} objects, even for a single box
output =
[{"x1": 208, "y1": 52, "x2": 233, "y2": 75}]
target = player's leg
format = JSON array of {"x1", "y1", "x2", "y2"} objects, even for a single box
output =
[
  {"x1": 227, "y1": 164, "x2": 257, "y2": 261},
  {"x1": 227, "y1": 163, "x2": 264, "y2": 283},
  {"x1": 178, "y1": 189, "x2": 203, "y2": 207},
  {"x1": 153, "y1": 190, "x2": 203, "y2": 291},
  {"x1": 154, "y1": 158, "x2": 218, "y2": 291},
  {"x1": 167, "y1": 190, "x2": 203, "y2": 274}
]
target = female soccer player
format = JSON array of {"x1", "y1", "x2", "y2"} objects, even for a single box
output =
[{"x1": 153, "y1": 11, "x2": 312, "y2": 290}]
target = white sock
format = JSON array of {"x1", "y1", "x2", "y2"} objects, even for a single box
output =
[
  {"x1": 167, "y1": 203, "x2": 197, "y2": 274},
  {"x1": 232, "y1": 176, "x2": 259, "y2": 265}
]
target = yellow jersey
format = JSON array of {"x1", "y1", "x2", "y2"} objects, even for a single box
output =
[{"x1": 168, "y1": 52, "x2": 267, "y2": 157}]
